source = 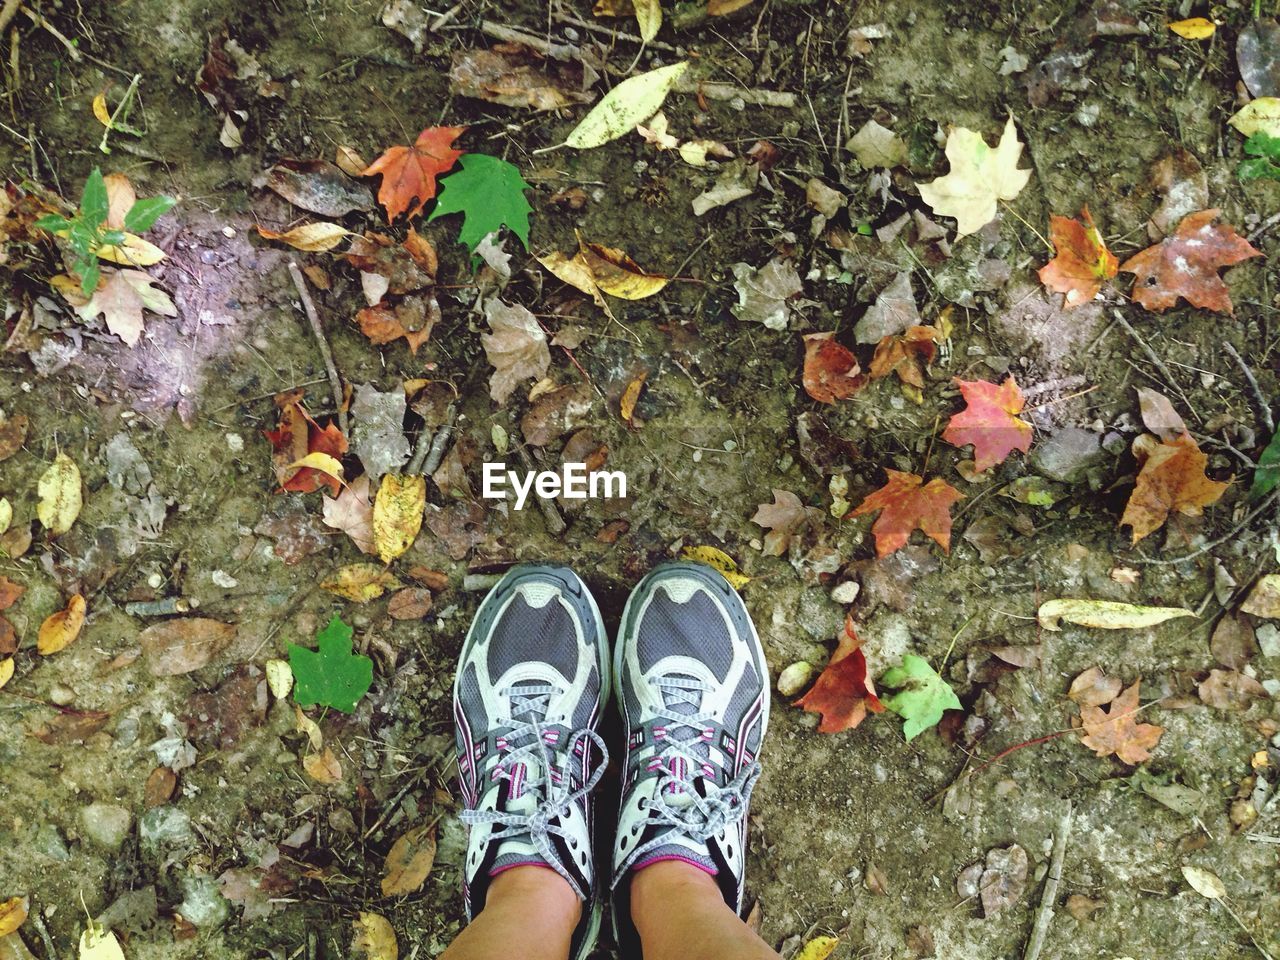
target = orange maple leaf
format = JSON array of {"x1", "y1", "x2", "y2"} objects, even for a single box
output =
[
  {"x1": 802, "y1": 332, "x2": 865, "y2": 404},
  {"x1": 941, "y1": 376, "x2": 1033, "y2": 473},
  {"x1": 1079, "y1": 678, "x2": 1163, "y2": 764},
  {"x1": 868, "y1": 325, "x2": 941, "y2": 388},
  {"x1": 794, "y1": 615, "x2": 885, "y2": 733},
  {"x1": 1037, "y1": 206, "x2": 1117, "y2": 308},
  {"x1": 263, "y1": 391, "x2": 348, "y2": 495},
  {"x1": 1119, "y1": 208, "x2": 1261, "y2": 315},
  {"x1": 362, "y1": 126, "x2": 466, "y2": 221},
  {"x1": 1120, "y1": 433, "x2": 1228, "y2": 544},
  {"x1": 849, "y1": 469, "x2": 963, "y2": 558}
]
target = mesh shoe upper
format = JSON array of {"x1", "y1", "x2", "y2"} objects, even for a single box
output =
[
  {"x1": 611, "y1": 562, "x2": 770, "y2": 954},
  {"x1": 453, "y1": 566, "x2": 609, "y2": 960}
]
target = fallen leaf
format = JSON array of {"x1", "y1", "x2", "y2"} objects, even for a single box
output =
[
  {"x1": 1078, "y1": 678, "x2": 1163, "y2": 763},
  {"x1": 94, "y1": 230, "x2": 166, "y2": 267},
  {"x1": 793, "y1": 937, "x2": 839, "y2": 960},
  {"x1": 1238, "y1": 19, "x2": 1280, "y2": 98},
  {"x1": 793, "y1": 617, "x2": 884, "y2": 733},
  {"x1": 256, "y1": 222, "x2": 351, "y2": 252},
  {"x1": 294, "y1": 703, "x2": 323, "y2": 749},
  {"x1": 692, "y1": 157, "x2": 759, "y2": 215},
  {"x1": 1038, "y1": 207, "x2": 1117, "y2": 308},
  {"x1": 303, "y1": 746, "x2": 344, "y2": 783},
  {"x1": 78, "y1": 924, "x2": 126, "y2": 960},
  {"x1": 382, "y1": 823, "x2": 438, "y2": 896},
  {"x1": 1038, "y1": 599, "x2": 1194, "y2": 631},
  {"x1": 288, "y1": 451, "x2": 345, "y2": 487},
  {"x1": 879, "y1": 653, "x2": 962, "y2": 741},
  {"x1": 868, "y1": 325, "x2": 942, "y2": 389},
  {"x1": 321, "y1": 563, "x2": 405, "y2": 603},
  {"x1": 30, "y1": 709, "x2": 110, "y2": 744},
  {"x1": 854, "y1": 271, "x2": 920, "y2": 344},
  {"x1": 917, "y1": 117, "x2": 1032, "y2": 237},
  {"x1": 1065, "y1": 894, "x2": 1105, "y2": 921},
  {"x1": 1229, "y1": 96, "x2": 1280, "y2": 138},
  {"x1": 1119, "y1": 209, "x2": 1261, "y2": 315},
  {"x1": 539, "y1": 233, "x2": 667, "y2": 304},
  {"x1": 941, "y1": 376, "x2": 1033, "y2": 472},
  {"x1": 1209, "y1": 615, "x2": 1256, "y2": 670},
  {"x1": 802, "y1": 333, "x2": 864, "y2": 404},
  {"x1": 1241, "y1": 574, "x2": 1280, "y2": 617},
  {"x1": 849, "y1": 469, "x2": 963, "y2": 558},
  {"x1": 425, "y1": 501, "x2": 486, "y2": 559},
  {"x1": 731, "y1": 258, "x2": 803, "y2": 330},
  {"x1": 323, "y1": 474, "x2": 376, "y2": 554},
  {"x1": 266, "y1": 659, "x2": 294, "y2": 700},
  {"x1": 846, "y1": 119, "x2": 906, "y2": 169},
  {"x1": 751, "y1": 489, "x2": 809, "y2": 556},
  {"x1": 620, "y1": 372, "x2": 647, "y2": 426},
  {"x1": 373, "y1": 474, "x2": 426, "y2": 564},
  {"x1": 979, "y1": 844, "x2": 1028, "y2": 916},
  {"x1": 261, "y1": 159, "x2": 371, "y2": 217},
  {"x1": 388, "y1": 588, "x2": 433, "y2": 620},
  {"x1": 1120, "y1": 434, "x2": 1228, "y2": 544},
  {"x1": 264, "y1": 393, "x2": 349, "y2": 496},
  {"x1": 288, "y1": 615, "x2": 373, "y2": 713},
  {"x1": 143, "y1": 766, "x2": 177, "y2": 807},
  {"x1": 482, "y1": 299, "x2": 551, "y2": 403},
  {"x1": 0, "y1": 658, "x2": 12, "y2": 690},
  {"x1": 1067, "y1": 666, "x2": 1123, "y2": 706},
  {"x1": 353, "y1": 912, "x2": 398, "y2": 960},
  {"x1": 139, "y1": 618, "x2": 237, "y2": 675},
  {"x1": 0, "y1": 896, "x2": 27, "y2": 937},
  {"x1": 0, "y1": 575, "x2": 25, "y2": 610},
  {"x1": 336, "y1": 144, "x2": 367, "y2": 175},
  {"x1": 37, "y1": 594, "x2": 86, "y2": 655},
  {"x1": 0, "y1": 414, "x2": 29, "y2": 460},
  {"x1": 350, "y1": 384, "x2": 411, "y2": 483},
  {"x1": 564, "y1": 62, "x2": 688, "y2": 149},
  {"x1": 37, "y1": 452, "x2": 82, "y2": 535},
  {"x1": 450, "y1": 43, "x2": 594, "y2": 112},
  {"x1": 362, "y1": 126, "x2": 465, "y2": 221},
  {"x1": 679, "y1": 545, "x2": 751, "y2": 589},
  {"x1": 1135, "y1": 388, "x2": 1188, "y2": 443},
  {"x1": 1169, "y1": 17, "x2": 1214, "y2": 39},
  {"x1": 1181, "y1": 865, "x2": 1226, "y2": 899},
  {"x1": 1197, "y1": 669, "x2": 1266, "y2": 711},
  {"x1": 428, "y1": 153, "x2": 534, "y2": 252}
]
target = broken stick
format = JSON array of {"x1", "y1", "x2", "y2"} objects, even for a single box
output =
[
  {"x1": 1022, "y1": 801, "x2": 1074, "y2": 960},
  {"x1": 287, "y1": 260, "x2": 348, "y2": 437}
]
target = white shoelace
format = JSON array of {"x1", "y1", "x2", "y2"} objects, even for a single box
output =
[
  {"x1": 460, "y1": 684, "x2": 608, "y2": 895},
  {"x1": 618, "y1": 675, "x2": 761, "y2": 873}
]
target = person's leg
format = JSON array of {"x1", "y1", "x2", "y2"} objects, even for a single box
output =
[
  {"x1": 631, "y1": 860, "x2": 781, "y2": 960},
  {"x1": 440, "y1": 865, "x2": 580, "y2": 960}
]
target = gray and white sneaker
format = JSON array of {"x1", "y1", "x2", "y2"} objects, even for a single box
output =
[
  {"x1": 453, "y1": 565, "x2": 610, "y2": 960},
  {"x1": 610, "y1": 561, "x2": 770, "y2": 955}
]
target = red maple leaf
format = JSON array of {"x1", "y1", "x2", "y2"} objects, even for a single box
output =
[
  {"x1": 263, "y1": 391, "x2": 348, "y2": 495},
  {"x1": 1119, "y1": 208, "x2": 1261, "y2": 315},
  {"x1": 802, "y1": 332, "x2": 865, "y2": 403},
  {"x1": 362, "y1": 126, "x2": 466, "y2": 221},
  {"x1": 794, "y1": 615, "x2": 884, "y2": 733},
  {"x1": 1037, "y1": 206, "x2": 1118, "y2": 308},
  {"x1": 941, "y1": 376, "x2": 1034, "y2": 473},
  {"x1": 849, "y1": 469, "x2": 963, "y2": 558},
  {"x1": 868, "y1": 325, "x2": 941, "y2": 388}
]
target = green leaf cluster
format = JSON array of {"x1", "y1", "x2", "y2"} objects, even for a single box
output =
[
  {"x1": 879, "y1": 654, "x2": 961, "y2": 741},
  {"x1": 287, "y1": 615, "x2": 373, "y2": 714},
  {"x1": 33, "y1": 167, "x2": 176, "y2": 294},
  {"x1": 1238, "y1": 132, "x2": 1280, "y2": 183}
]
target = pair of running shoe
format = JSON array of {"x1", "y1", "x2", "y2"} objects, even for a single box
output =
[{"x1": 452, "y1": 562, "x2": 770, "y2": 959}]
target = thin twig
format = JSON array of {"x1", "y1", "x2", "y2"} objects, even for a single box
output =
[
  {"x1": 1022, "y1": 801, "x2": 1074, "y2": 960},
  {"x1": 515, "y1": 444, "x2": 567, "y2": 536},
  {"x1": 1133, "y1": 490, "x2": 1280, "y2": 566},
  {"x1": 1223, "y1": 340, "x2": 1274, "y2": 433},
  {"x1": 0, "y1": 0, "x2": 21, "y2": 35},
  {"x1": 287, "y1": 261, "x2": 348, "y2": 436},
  {"x1": 19, "y1": 5, "x2": 79, "y2": 60},
  {"x1": 1111, "y1": 309, "x2": 1199, "y2": 421},
  {"x1": 28, "y1": 903, "x2": 59, "y2": 960}
]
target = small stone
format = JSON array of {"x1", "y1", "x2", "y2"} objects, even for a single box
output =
[
  {"x1": 1257, "y1": 623, "x2": 1280, "y2": 658},
  {"x1": 49, "y1": 684, "x2": 76, "y2": 706},
  {"x1": 81, "y1": 802, "x2": 132, "y2": 851},
  {"x1": 32, "y1": 823, "x2": 70, "y2": 861},
  {"x1": 1030, "y1": 427, "x2": 1104, "y2": 483},
  {"x1": 211, "y1": 570, "x2": 238, "y2": 589},
  {"x1": 176, "y1": 874, "x2": 229, "y2": 928},
  {"x1": 831, "y1": 581, "x2": 860, "y2": 604},
  {"x1": 139, "y1": 806, "x2": 196, "y2": 861}
]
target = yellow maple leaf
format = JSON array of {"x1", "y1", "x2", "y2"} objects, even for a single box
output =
[{"x1": 917, "y1": 117, "x2": 1031, "y2": 237}]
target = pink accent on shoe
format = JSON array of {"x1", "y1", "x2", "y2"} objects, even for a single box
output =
[
  {"x1": 489, "y1": 859, "x2": 554, "y2": 879},
  {"x1": 632, "y1": 853, "x2": 719, "y2": 877}
]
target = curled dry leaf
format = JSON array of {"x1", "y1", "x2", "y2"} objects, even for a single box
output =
[
  {"x1": 941, "y1": 376, "x2": 1033, "y2": 472},
  {"x1": 802, "y1": 333, "x2": 864, "y2": 404},
  {"x1": 868, "y1": 325, "x2": 942, "y2": 389},
  {"x1": 1135, "y1": 387, "x2": 1187, "y2": 443},
  {"x1": 1038, "y1": 599, "x2": 1193, "y2": 631},
  {"x1": 264, "y1": 392, "x2": 349, "y2": 496},
  {"x1": 619, "y1": 372, "x2": 647, "y2": 427},
  {"x1": 1038, "y1": 206, "x2": 1117, "y2": 308},
  {"x1": 1119, "y1": 209, "x2": 1261, "y2": 315},
  {"x1": 1067, "y1": 666, "x2": 1123, "y2": 706},
  {"x1": 321, "y1": 563, "x2": 404, "y2": 603},
  {"x1": 139, "y1": 617, "x2": 237, "y2": 675},
  {"x1": 679, "y1": 545, "x2": 751, "y2": 589},
  {"x1": 1241, "y1": 574, "x2": 1280, "y2": 618},
  {"x1": 538, "y1": 233, "x2": 668, "y2": 305},
  {"x1": 1181, "y1": 865, "x2": 1226, "y2": 899},
  {"x1": 353, "y1": 911, "x2": 399, "y2": 960},
  {"x1": 256, "y1": 222, "x2": 351, "y2": 252},
  {"x1": 850, "y1": 469, "x2": 963, "y2": 558},
  {"x1": 303, "y1": 746, "x2": 344, "y2": 783},
  {"x1": 450, "y1": 43, "x2": 594, "y2": 112},
  {"x1": 1078, "y1": 678, "x2": 1163, "y2": 763},
  {"x1": 0, "y1": 895, "x2": 28, "y2": 937},
  {"x1": 793, "y1": 616, "x2": 884, "y2": 733},
  {"x1": 1120, "y1": 434, "x2": 1228, "y2": 544},
  {"x1": 381, "y1": 823, "x2": 438, "y2": 896},
  {"x1": 37, "y1": 594, "x2": 86, "y2": 655}
]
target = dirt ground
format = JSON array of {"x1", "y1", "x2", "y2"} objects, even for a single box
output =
[{"x1": 1, "y1": 0, "x2": 1278, "y2": 958}]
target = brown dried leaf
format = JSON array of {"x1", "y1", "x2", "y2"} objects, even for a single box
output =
[
  {"x1": 1197, "y1": 669, "x2": 1266, "y2": 711},
  {"x1": 1067, "y1": 666, "x2": 1123, "y2": 706},
  {"x1": 381, "y1": 823, "x2": 437, "y2": 896},
  {"x1": 139, "y1": 618, "x2": 237, "y2": 676}
]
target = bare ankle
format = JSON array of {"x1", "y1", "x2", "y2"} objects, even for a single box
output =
[
  {"x1": 631, "y1": 859, "x2": 721, "y2": 923},
  {"x1": 488, "y1": 865, "x2": 582, "y2": 924}
]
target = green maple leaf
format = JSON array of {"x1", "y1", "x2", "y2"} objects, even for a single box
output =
[
  {"x1": 287, "y1": 615, "x2": 373, "y2": 714},
  {"x1": 1252, "y1": 426, "x2": 1280, "y2": 497},
  {"x1": 427, "y1": 153, "x2": 532, "y2": 252},
  {"x1": 879, "y1": 654, "x2": 961, "y2": 741}
]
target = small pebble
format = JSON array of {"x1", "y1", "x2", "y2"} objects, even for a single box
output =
[
  {"x1": 49, "y1": 684, "x2": 75, "y2": 706},
  {"x1": 831, "y1": 581, "x2": 860, "y2": 605},
  {"x1": 226, "y1": 432, "x2": 244, "y2": 452}
]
